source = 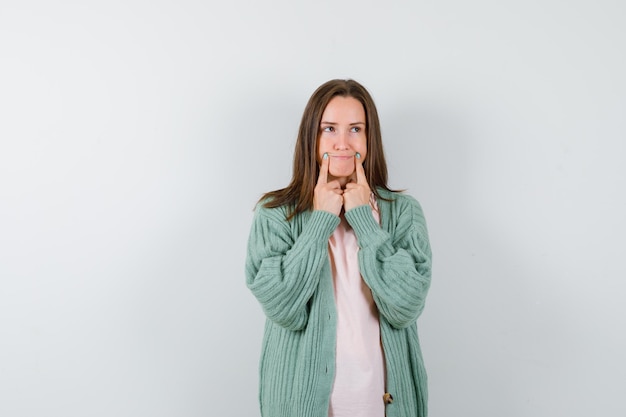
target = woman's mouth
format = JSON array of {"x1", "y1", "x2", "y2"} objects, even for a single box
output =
[{"x1": 328, "y1": 153, "x2": 356, "y2": 160}]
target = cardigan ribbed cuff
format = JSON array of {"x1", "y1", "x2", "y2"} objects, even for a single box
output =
[
  {"x1": 344, "y1": 204, "x2": 385, "y2": 248},
  {"x1": 305, "y1": 210, "x2": 341, "y2": 241}
]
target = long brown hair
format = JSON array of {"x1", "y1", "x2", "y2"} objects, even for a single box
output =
[{"x1": 260, "y1": 79, "x2": 396, "y2": 219}]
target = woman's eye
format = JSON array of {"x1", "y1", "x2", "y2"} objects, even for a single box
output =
[
  {"x1": 350, "y1": 127, "x2": 361, "y2": 133},
  {"x1": 322, "y1": 126, "x2": 334, "y2": 132}
]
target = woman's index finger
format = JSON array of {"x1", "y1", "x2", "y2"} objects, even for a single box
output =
[
  {"x1": 317, "y1": 153, "x2": 329, "y2": 184},
  {"x1": 355, "y1": 157, "x2": 367, "y2": 184}
]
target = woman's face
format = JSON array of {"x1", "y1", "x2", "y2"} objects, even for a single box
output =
[{"x1": 317, "y1": 96, "x2": 368, "y2": 183}]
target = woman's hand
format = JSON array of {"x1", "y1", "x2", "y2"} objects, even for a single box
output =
[
  {"x1": 343, "y1": 156, "x2": 371, "y2": 211},
  {"x1": 313, "y1": 153, "x2": 344, "y2": 216}
]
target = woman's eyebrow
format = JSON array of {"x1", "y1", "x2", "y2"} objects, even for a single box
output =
[{"x1": 320, "y1": 121, "x2": 365, "y2": 125}]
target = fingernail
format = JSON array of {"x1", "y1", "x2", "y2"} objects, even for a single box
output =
[
  {"x1": 323, "y1": 153, "x2": 328, "y2": 160},
  {"x1": 355, "y1": 152, "x2": 361, "y2": 159}
]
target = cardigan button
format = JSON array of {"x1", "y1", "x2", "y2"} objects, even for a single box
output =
[{"x1": 383, "y1": 392, "x2": 394, "y2": 404}]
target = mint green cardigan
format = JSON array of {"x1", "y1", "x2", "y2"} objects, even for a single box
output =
[{"x1": 245, "y1": 188, "x2": 432, "y2": 417}]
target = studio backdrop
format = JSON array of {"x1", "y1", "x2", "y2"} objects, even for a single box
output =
[{"x1": 1, "y1": 1, "x2": 624, "y2": 416}]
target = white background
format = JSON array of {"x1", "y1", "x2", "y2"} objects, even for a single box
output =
[{"x1": 1, "y1": 1, "x2": 625, "y2": 416}]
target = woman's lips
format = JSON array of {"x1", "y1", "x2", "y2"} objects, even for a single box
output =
[{"x1": 328, "y1": 153, "x2": 356, "y2": 160}]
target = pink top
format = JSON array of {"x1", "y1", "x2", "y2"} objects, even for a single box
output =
[{"x1": 328, "y1": 202, "x2": 385, "y2": 417}]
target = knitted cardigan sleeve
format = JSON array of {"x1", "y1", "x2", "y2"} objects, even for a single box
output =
[
  {"x1": 344, "y1": 195, "x2": 432, "y2": 329},
  {"x1": 245, "y1": 205, "x2": 340, "y2": 331}
]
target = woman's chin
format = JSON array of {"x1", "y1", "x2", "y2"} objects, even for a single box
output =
[{"x1": 329, "y1": 169, "x2": 354, "y2": 180}]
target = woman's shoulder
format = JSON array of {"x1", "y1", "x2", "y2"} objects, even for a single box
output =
[
  {"x1": 376, "y1": 188, "x2": 428, "y2": 224},
  {"x1": 254, "y1": 198, "x2": 289, "y2": 219},
  {"x1": 252, "y1": 199, "x2": 303, "y2": 232},
  {"x1": 377, "y1": 188, "x2": 424, "y2": 209}
]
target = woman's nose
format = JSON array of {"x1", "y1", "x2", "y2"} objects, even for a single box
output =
[{"x1": 334, "y1": 131, "x2": 349, "y2": 149}]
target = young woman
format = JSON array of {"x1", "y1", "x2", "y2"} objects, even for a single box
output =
[{"x1": 245, "y1": 79, "x2": 432, "y2": 417}]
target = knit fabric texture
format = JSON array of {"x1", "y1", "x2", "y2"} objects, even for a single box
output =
[{"x1": 245, "y1": 188, "x2": 432, "y2": 417}]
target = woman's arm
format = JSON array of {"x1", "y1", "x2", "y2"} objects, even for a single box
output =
[
  {"x1": 245, "y1": 207, "x2": 339, "y2": 331},
  {"x1": 345, "y1": 196, "x2": 432, "y2": 329}
]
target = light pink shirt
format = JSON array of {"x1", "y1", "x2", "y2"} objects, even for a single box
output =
[{"x1": 328, "y1": 202, "x2": 385, "y2": 417}]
